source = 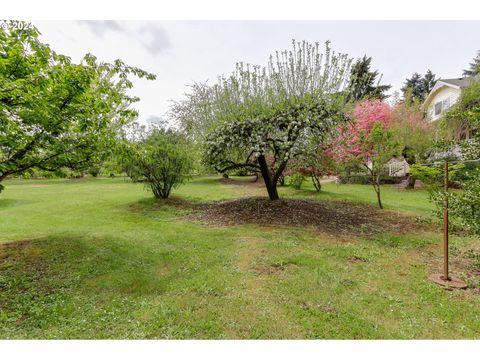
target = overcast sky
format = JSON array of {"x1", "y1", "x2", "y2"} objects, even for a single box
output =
[{"x1": 34, "y1": 20, "x2": 480, "y2": 124}]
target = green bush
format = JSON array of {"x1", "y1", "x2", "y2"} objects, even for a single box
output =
[
  {"x1": 447, "y1": 169, "x2": 480, "y2": 234},
  {"x1": 338, "y1": 175, "x2": 402, "y2": 185},
  {"x1": 123, "y1": 127, "x2": 194, "y2": 199},
  {"x1": 411, "y1": 163, "x2": 480, "y2": 234},
  {"x1": 286, "y1": 173, "x2": 306, "y2": 190}
]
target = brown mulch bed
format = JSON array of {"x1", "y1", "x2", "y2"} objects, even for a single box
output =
[{"x1": 186, "y1": 197, "x2": 431, "y2": 238}]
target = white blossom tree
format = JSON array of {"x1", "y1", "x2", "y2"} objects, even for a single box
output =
[{"x1": 172, "y1": 40, "x2": 353, "y2": 200}]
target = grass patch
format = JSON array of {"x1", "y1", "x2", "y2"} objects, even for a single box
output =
[{"x1": 0, "y1": 176, "x2": 479, "y2": 339}]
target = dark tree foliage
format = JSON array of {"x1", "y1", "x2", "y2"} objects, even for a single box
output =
[
  {"x1": 401, "y1": 70, "x2": 437, "y2": 102},
  {"x1": 463, "y1": 50, "x2": 480, "y2": 76},
  {"x1": 348, "y1": 55, "x2": 391, "y2": 101}
]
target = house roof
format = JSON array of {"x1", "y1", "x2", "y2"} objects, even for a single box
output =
[
  {"x1": 423, "y1": 76, "x2": 473, "y2": 107},
  {"x1": 438, "y1": 77, "x2": 472, "y2": 89}
]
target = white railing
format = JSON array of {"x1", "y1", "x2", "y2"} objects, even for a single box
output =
[{"x1": 388, "y1": 161, "x2": 408, "y2": 177}]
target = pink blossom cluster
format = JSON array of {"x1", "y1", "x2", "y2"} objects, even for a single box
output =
[{"x1": 331, "y1": 99, "x2": 393, "y2": 162}]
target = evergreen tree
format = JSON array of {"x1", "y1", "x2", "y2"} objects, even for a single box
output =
[
  {"x1": 348, "y1": 55, "x2": 391, "y2": 101},
  {"x1": 401, "y1": 70, "x2": 437, "y2": 102},
  {"x1": 463, "y1": 50, "x2": 480, "y2": 76},
  {"x1": 422, "y1": 69, "x2": 437, "y2": 96}
]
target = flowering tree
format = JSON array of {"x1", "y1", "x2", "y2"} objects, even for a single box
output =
[
  {"x1": 205, "y1": 100, "x2": 347, "y2": 199},
  {"x1": 333, "y1": 99, "x2": 400, "y2": 209},
  {"x1": 181, "y1": 40, "x2": 353, "y2": 200}
]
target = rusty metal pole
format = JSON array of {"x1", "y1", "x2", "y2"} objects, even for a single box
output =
[
  {"x1": 443, "y1": 160, "x2": 450, "y2": 281},
  {"x1": 429, "y1": 160, "x2": 466, "y2": 288}
]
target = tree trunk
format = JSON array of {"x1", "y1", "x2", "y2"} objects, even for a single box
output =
[
  {"x1": 374, "y1": 175, "x2": 383, "y2": 209},
  {"x1": 370, "y1": 172, "x2": 383, "y2": 209},
  {"x1": 311, "y1": 174, "x2": 321, "y2": 192},
  {"x1": 0, "y1": 173, "x2": 7, "y2": 193},
  {"x1": 405, "y1": 174, "x2": 416, "y2": 189},
  {"x1": 257, "y1": 155, "x2": 279, "y2": 200},
  {"x1": 375, "y1": 186, "x2": 383, "y2": 209}
]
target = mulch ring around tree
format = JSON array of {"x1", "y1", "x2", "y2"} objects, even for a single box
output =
[{"x1": 187, "y1": 197, "x2": 431, "y2": 238}]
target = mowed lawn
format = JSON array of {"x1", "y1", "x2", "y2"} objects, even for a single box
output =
[{"x1": 0, "y1": 176, "x2": 479, "y2": 339}]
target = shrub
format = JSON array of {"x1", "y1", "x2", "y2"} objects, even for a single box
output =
[
  {"x1": 286, "y1": 173, "x2": 306, "y2": 190},
  {"x1": 411, "y1": 163, "x2": 480, "y2": 234},
  {"x1": 338, "y1": 175, "x2": 402, "y2": 185},
  {"x1": 88, "y1": 166, "x2": 102, "y2": 177},
  {"x1": 448, "y1": 170, "x2": 480, "y2": 234},
  {"x1": 123, "y1": 127, "x2": 194, "y2": 199}
]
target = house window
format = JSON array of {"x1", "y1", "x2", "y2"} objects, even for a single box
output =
[
  {"x1": 442, "y1": 97, "x2": 451, "y2": 111},
  {"x1": 434, "y1": 101, "x2": 442, "y2": 116},
  {"x1": 433, "y1": 97, "x2": 452, "y2": 117}
]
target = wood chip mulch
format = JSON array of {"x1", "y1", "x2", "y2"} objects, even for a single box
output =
[{"x1": 186, "y1": 197, "x2": 430, "y2": 238}]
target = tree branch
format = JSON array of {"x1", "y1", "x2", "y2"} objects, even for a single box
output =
[{"x1": 215, "y1": 161, "x2": 261, "y2": 174}]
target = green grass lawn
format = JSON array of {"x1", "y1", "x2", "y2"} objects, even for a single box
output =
[{"x1": 0, "y1": 176, "x2": 479, "y2": 339}]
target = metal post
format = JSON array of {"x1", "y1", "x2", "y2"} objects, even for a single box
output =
[
  {"x1": 443, "y1": 160, "x2": 450, "y2": 281},
  {"x1": 429, "y1": 159, "x2": 467, "y2": 288}
]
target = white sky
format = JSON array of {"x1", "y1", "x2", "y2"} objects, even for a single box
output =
[{"x1": 34, "y1": 20, "x2": 480, "y2": 124}]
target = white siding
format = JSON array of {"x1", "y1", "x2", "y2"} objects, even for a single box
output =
[{"x1": 426, "y1": 86, "x2": 461, "y2": 122}]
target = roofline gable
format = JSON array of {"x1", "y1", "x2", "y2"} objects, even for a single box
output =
[{"x1": 423, "y1": 81, "x2": 461, "y2": 108}]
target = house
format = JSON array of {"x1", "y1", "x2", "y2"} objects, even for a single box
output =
[
  {"x1": 387, "y1": 157, "x2": 409, "y2": 177},
  {"x1": 423, "y1": 76, "x2": 474, "y2": 139},
  {"x1": 389, "y1": 76, "x2": 474, "y2": 177}
]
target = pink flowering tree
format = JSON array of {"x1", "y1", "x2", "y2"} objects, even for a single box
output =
[{"x1": 333, "y1": 99, "x2": 401, "y2": 209}]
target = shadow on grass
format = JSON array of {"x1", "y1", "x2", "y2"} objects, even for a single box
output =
[
  {"x1": 0, "y1": 235, "x2": 189, "y2": 324},
  {"x1": 0, "y1": 230, "x2": 236, "y2": 336},
  {"x1": 0, "y1": 198, "x2": 31, "y2": 209},
  {"x1": 124, "y1": 196, "x2": 196, "y2": 220}
]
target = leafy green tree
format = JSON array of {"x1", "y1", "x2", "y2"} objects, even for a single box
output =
[
  {"x1": 463, "y1": 50, "x2": 480, "y2": 76},
  {"x1": 0, "y1": 22, "x2": 155, "y2": 194},
  {"x1": 447, "y1": 168, "x2": 480, "y2": 234},
  {"x1": 358, "y1": 123, "x2": 400, "y2": 209},
  {"x1": 401, "y1": 70, "x2": 437, "y2": 102},
  {"x1": 419, "y1": 79, "x2": 480, "y2": 234},
  {"x1": 348, "y1": 55, "x2": 391, "y2": 100},
  {"x1": 122, "y1": 125, "x2": 194, "y2": 199},
  {"x1": 444, "y1": 79, "x2": 480, "y2": 158},
  {"x1": 196, "y1": 41, "x2": 352, "y2": 200},
  {"x1": 390, "y1": 95, "x2": 433, "y2": 188}
]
